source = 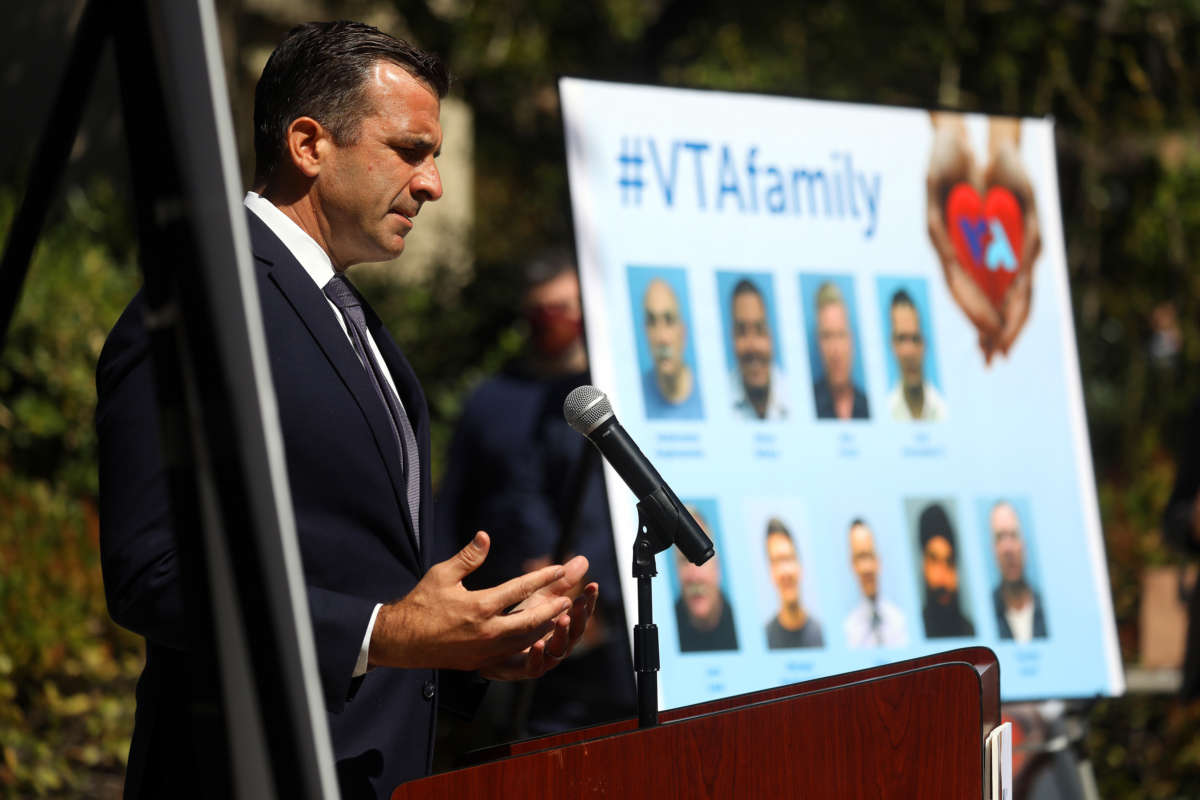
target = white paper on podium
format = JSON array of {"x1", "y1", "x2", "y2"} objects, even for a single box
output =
[{"x1": 986, "y1": 721, "x2": 1013, "y2": 800}]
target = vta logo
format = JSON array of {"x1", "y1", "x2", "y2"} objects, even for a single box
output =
[
  {"x1": 945, "y1": 184, "x2": 1024, "y2": 308},
  {"x1": 957, "y1": 218, "x2": 1017, "y2": 273}
]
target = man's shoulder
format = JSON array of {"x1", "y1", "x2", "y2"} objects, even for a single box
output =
[
  {"x1": 97, "y1": 290, "x2": 150, "y2": 399},
  {"x1": 461, "y1": 369, "x2": 547, "y2": 419}
]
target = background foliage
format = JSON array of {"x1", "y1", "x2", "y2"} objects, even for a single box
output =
[
  {"x1": 6, "y1": 0, "x2": 1200, "y2": 796},
  {"x1": 0, "y1": 183, "x2": 141, "y2": 796}
]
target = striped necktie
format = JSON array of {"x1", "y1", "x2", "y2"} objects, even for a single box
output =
[{"x1": 323, "y1": 274, "x2": 421, "y2": 546}]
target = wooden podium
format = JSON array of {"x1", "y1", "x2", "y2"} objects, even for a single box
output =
[{"x1": 392, "y1": 647, "x2": 1000, "y2": 799}]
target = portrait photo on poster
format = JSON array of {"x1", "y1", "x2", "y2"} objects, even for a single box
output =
[
  {"x1": 906, "y1": 497, "x2": 978, "y2": 640},
  {"x1": 627, "y1": 265, "x2": 705, "y2": 421},
  {"x1": 663, "y1": 498, "x2": 739, "y2": 653},
  {"x1": 876, "y1": 275, "x2": 947, "y2": 422},
  {"x1": 977, "y1": 496, "x2": 1049, "y2": 643},
  {"x1": 716, "y1": 270, "x2": 788, "y2": 421},
  {"x1": 838, "y1": 514, "x2": 912, "y2": 649},
  {"x1": 760, "y1": 513, "x2": 825, "y2": 650},
  {"x1": 799, "y1": 273, "x2": 871, "y2": 421}
]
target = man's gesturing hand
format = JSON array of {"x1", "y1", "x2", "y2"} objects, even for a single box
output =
[
  {"x1": 367, "y1": 531, "x2": 593, "y2": 674},
  {"x1": 478, "y1": 566, "x2": 599, "y2": 681}
]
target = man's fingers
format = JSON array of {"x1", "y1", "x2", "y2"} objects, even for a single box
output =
[
  {"x1": 543, "y1": 612, "x2": 572, "y2": 660},
  {"x1": 526, "y1": 640, "x2": 547, "y2": 677},
  {"x1": 487, "y1": 563, "x2": 567, "y2": 614},
  {"x1": 568, "y1": 583, "x2": 599, "y2": 642},
  {"x1": 538, "y1": 554, "x2": 590, "y2": 598},
  {"x1": 446, "y1": 531, "x2": 490, "y2": 581},
  {"x1": 490, "y1": 593, "x2": 571, "y2": 648}
]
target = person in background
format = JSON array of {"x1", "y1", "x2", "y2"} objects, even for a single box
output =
[{"x1": 436, "y1": 249, "x2": 635, "y2": 739}]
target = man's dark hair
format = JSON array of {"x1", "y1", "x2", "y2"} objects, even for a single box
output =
[
  {"x1": 731, "y1": 278, "x2": 764, "y2": 316},
  {"x1": 765, "y1": 517, "x2": 798, "y2": 562},
  {"x1": 765, "y1": 516, "x2": 792, "y2": 541},
  {"x1": 918, "y1": 503, "x2": 956, "y2": 562},
  {"x1": 522, "y1": 247, "x2": 577, "y2": 292},
  {"x1": 890, "y1": 288, "x2": 917, "y2": 311},
  {"x1": 253, "y1": 20, "x2": 450, "y2": 183}
]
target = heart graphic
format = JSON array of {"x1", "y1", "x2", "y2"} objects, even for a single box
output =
[{"x1": 945, "y1": 183, "x2": 1024, "y2": 308}]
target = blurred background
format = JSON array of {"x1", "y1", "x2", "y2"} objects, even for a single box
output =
[{"x1": 4, "y1": 0, "x2": 1200, "y2": 796}]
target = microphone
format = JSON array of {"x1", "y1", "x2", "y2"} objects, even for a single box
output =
[{"x1": 563, "y1": 385, "x2": 714, "y2": 565}]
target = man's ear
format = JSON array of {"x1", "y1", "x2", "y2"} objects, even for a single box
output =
[{"x1": 285, "y1": 116, "x2": 329, "y2": 178}]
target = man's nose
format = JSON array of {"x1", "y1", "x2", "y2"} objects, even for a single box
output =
[{"x1": 413, "y1": 159, "x2": 443, "y2": 202}]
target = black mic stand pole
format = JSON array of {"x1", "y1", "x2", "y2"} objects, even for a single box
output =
[
  {"x1": 630, "y1": 485, "x2": 682, "y2": 729},
  {"x1": 632, "y1": 511, "x2": 660, "y2": 729}
]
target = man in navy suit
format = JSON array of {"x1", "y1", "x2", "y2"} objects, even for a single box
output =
[{"x1": 97, "y1": 22, "x2": 596, "y2": 799}]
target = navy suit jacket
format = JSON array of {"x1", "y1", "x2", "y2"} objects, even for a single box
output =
[{"x1": 97, "y1": 212, "x2": 464, "y2": 799}]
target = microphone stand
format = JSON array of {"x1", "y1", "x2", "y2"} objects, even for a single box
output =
[
  {"x1": 632, "y1": 512, "x2": 660, "y2": 729},
  {"x1": 630, "y1": 486, "x2": 684, "y2": 729}
]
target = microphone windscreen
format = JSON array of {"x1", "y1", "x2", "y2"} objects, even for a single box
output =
[{"x1": 563, "y1": 385, "x2": 613, "y2": 435}]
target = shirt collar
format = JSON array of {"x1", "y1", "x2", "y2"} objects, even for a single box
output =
[{"x1": 244, "y1": 191, "x2": 336, "y2": 291}]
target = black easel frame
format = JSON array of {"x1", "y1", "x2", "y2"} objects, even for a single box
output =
[{"x1": 0, "y1": 1, "x2": 338, "y2": 797}]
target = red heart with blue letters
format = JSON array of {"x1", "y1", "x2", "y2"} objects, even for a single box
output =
[{"x1": 945, "y1": 183, "x2": 1023, "y2": 308}]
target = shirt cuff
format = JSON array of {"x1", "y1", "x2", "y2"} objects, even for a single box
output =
[{"x1": 353, "y1": 603, "x2": 383, "y2": 678}]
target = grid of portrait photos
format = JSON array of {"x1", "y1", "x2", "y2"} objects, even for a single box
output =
[
  {"x1": 621, "y1": 264, "x2": 1073, "y2": 704},
  {"x1": 562, "y1": 77, "x2": 1122, "y2": 708},
  {"x1": 633, "y1": 268, "x2": 1042, "y2": 645}
]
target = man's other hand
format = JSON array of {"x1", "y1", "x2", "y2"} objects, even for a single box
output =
[{"x1": 367, "y1": 531, "x2": 596, "y2": 677}]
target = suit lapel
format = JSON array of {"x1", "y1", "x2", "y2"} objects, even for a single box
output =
[{"x1": 247, "y1": 214, "x2": 422, "y2": 564}]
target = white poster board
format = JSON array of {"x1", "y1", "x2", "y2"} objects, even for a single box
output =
[{"x1": 561, "y1": 77, "x2": 1123, "y2": 706}]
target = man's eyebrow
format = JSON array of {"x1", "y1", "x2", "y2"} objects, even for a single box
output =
[{"x1": 391, "y1": 134, "x2": 441, "y2": 155}]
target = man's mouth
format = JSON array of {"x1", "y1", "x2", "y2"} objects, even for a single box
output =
[{"x1": 390, "y1": 207, "x2": 417, "y2": 225}]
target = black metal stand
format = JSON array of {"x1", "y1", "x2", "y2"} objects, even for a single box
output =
[
  {"x1": 1, "y1": 1, "x2": 337, "y2": 796},
  {"x1": 630, "y1": 484, "x2": 694, "y2": 729},
  {"x1": 632, "y1": 517, "x2": 660, "y2": 729}
]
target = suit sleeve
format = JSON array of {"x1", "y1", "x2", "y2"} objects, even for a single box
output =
[{"x1": 96, "y1": 296, "x2": 376, "y2": 712}]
